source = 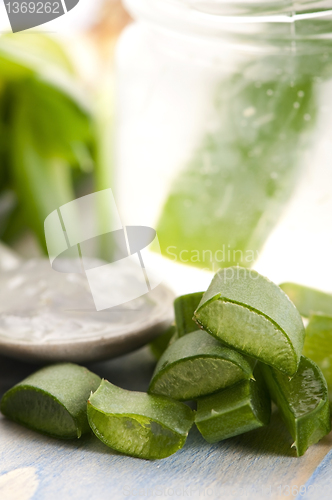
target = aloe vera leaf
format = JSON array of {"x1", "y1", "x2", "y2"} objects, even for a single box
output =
[
  {"x1": 149, "y1": 330, "x2": 255, "y2": 401},
  {"x1": 279, "y1": 283, "x2": 332, "y2": 318},
  {"x1": 195, "y1": 365, "x2": 270, "y2": 443},
  {"x1": 194, "y1": 267, "x2": 305, "y2": 376},
  {"x1": 303, "y1": 315, "x2": 332, "y2": 401},
  {"x1": 10, "y1": 85, "x2": 76, "y2": 249},
  {"x1": 156, "y1": 75, "x2": 316, "y2": 270},
  {"x1": 149, "y1": 324, "x2": 177, "y2": 360},
  {"x1": 20, "y1": 79, "x2": 92, "y2": 162},
  {"x1": 0, "y1": 363, "x2": 101, "y2": 439},
  {"x1": 260, "y1": 356, "x2": 331, "y2": 456},
  {"x1": 87, "y1": 379, "x2": 194, "y2": 460},
  {"x1": 174, "y1": 292, "x2": 204, "y2": 337}
]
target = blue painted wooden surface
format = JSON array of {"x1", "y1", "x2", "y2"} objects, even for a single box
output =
[
  {"x1": 296, "y1": 449, "x2": 332, "y2": 499},
  {"x1": 1, "y1": 347, "x2": 332, "y2": 500}
]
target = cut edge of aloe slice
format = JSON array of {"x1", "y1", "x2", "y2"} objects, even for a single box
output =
[
  {"x1": 0, "y1": 363, "x2": 101, "y2": 439},
  {"x1": 260, "y1": 357, "x2": 331, "y2": 457},
  {"x1": 88, "y1": 406, "x2": 188, "y2": 460},
  {"x1": 195, "y1": 371, "x2": 271, "y2": 443},
  {"x1": 293, "y1": 398, "x2": 331, "y2": 457},
  {"x1": 149, "y1": 330, "x2": 255, "y2": 401},
  {"x1": 149, "y1": 356, "x2": 253, "y2": 401},
  {"x1": 87, "y1": 379, "x2": 194, "y2": 460},
  {"x1": 195, "y1": 297, "x2": 299, "y2": 376},
  {"x1": 1, "y1": 385, "x2": 81, "y2": 439}
]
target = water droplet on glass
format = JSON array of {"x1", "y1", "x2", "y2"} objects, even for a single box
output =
[
  {"x1": 293, "y1": 102, "x2": 300, "y2": 109},
  {"x1": 304, "y1": 114, "x2": 311, "y2": 121},
  {"x1": 298, "y1": 91, "x2": 305, "y2": 98},
  {"x1": 266, "y1": 89, "x2": 274, "y2": 96}
]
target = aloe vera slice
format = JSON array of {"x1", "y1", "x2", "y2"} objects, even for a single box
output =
[
  {"x1": 0, "y1": 363, "x2": 101, "y2": 439},
  {"x1": 87, "y1": 379, "x2": 194, "y2": 460},
  {"x1": 279, "y1": 283, "x2": 332, "y2": 318},
  {"x1": 194, "y1": 267, "x2": 305, "y2": 376},
  {"x1": 303, "y1": 315, "x2": 332, "y2": 401},
  {"x1": 149, "y1": 324, "x2": 177, "y2": 360},
  {"x1": 149, "y1": 330, "x2": 255, "y2": 401},
  {"x1": 174, "y1": 292, "x2": 204, "y2": 337},
  {"x1": 195, "y1": 366, "x2": 270, "y2": 443},
  {"x1": 260, "y1": 357, "x2": 331, "y2": 457}
]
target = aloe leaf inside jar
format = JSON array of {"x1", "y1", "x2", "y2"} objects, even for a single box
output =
[
  {"x1": 156, "y1": 71, "x2": 316, "y2": 270},
  {"x1": 279, "y1": 283, "x2": 332, "y2": 318}
]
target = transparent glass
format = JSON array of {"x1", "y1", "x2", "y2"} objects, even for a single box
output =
[{"x1": 115, "y1": 0, "x2": 332, "y2": 291}]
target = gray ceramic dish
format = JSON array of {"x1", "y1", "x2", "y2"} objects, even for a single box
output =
[{"x1": 0, "y1": 257, "x2": 174, "y2": 364}]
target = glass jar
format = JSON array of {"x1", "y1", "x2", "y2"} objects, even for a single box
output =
[{"x1": 115, "y1": 0, "x2": 332, "y2": 291}]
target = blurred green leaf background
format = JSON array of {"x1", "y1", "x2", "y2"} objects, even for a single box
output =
[{"x1": 0, "y1": 33, "x2": 106, "y2": 255}]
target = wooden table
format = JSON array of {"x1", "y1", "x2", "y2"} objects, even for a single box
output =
[{"x1": 1, "y1": 347, "x2": 332, "y2": 500}]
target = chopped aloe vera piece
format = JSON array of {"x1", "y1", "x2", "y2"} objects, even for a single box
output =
[
  {"x1": 260, "y1": 357, "x2": 331, "y2": 457},
  {"x1": 149, "y1": 324, "x2": 177, "y2": 360},
  {"x1": 194, "y1": 267, "x2": 305, "y2": 376},
  {"x1": 0, "y1": 363, "x2": 101, "y2": 439},
  {"x1": 195, "y1": 366, "x2": 270, "y2": 443},
  {"x1": 149, "y1": 330, "x2": 255, "y2": 401},
  {"x1": 174, "y1": 292, "x2": 204, "y2": 337},
  {"x1": 303, "y1": 315, "x2": 332, "y2": 401},
  {"x1": 87, "y1": 379, "x2": 194, "y2": 460},
  {"x1": 279, "y1": 283, "x2": 332, "y2": 318}
]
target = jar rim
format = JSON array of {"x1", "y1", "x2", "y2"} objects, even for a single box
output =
[
  {"x1": 162, "y1": 0, "x2": 332, "y2": 20},
  {"x1": 124, "y1": 0, "x2": 332, "y2": 47},
  {"x1": 124, "y1": 0, "x2": 332, "y2": 24}
]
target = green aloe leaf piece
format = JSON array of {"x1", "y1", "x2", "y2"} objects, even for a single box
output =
[
  {"x1": 149, "y1": 324, "x2": 177, "y2": 360},
  {"x1": 149, "y1": 330, "x2": 255, "y2": 401},
  {"x1": 174, "y1": 292, "x2": 204, "y2": 338},
  {"x1": 0, "y1": 363, "x2": 101, "y2": 439},
  {"x1": 195, "y1": 365, "x2": 270, "y2": 443},
  {"x1": 303, "y1": 315, "x2": 332, "y2": 402},
  {"x1": 194, "y1": 267, "x2": 305, "y2": 376},
  {"x1": 279, "y1": 283, "x2": 332, "y2": 318},
  {"x1": 260, "y1": 356, "x2": 331, "y2": 457},
  {"x1": 87, "y1": 379, "x2": 194, "y2": 460}
]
